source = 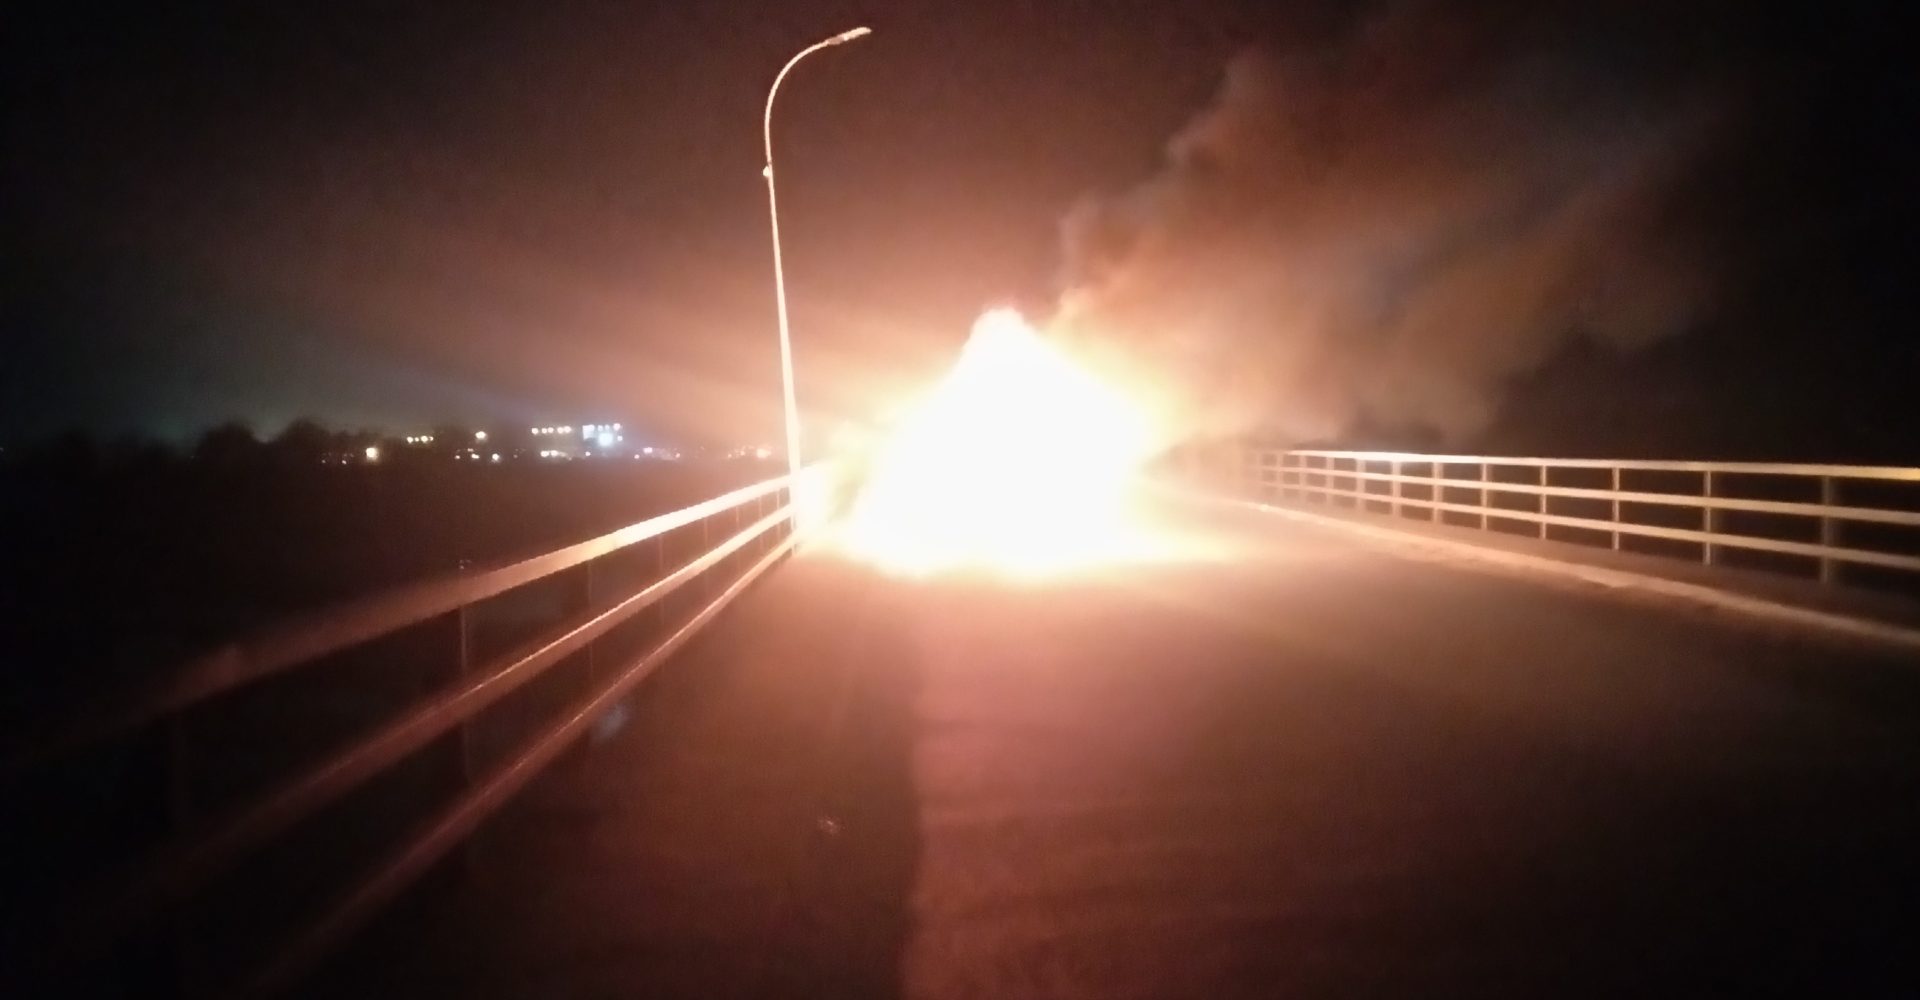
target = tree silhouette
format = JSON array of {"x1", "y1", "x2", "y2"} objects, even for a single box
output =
[
  {"x1": 194, "y1": 422, "x2": 261, "y2": 467},
  {"x1": 269, "y1": 418, "x2": 331, "y2": 467},
  {"x1": 26, "y1": 429, "x2": 102, "y2": 477}
]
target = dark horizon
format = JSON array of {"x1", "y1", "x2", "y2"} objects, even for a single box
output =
[{"x1": 5, "y1": 0, "x2": 1916, "y2": 460}]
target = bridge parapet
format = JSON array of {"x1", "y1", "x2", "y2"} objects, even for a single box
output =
[
  {"x1": 2, "y1": 468, "x2": 822, "y2": 997},
  {"x1": 1225, "y1": 448, "x2": 1920, "y2": 590}
]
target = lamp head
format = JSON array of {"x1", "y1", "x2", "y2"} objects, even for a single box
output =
[{"x1": 831, "y1": 26, "x2": 872, "y2": 44}]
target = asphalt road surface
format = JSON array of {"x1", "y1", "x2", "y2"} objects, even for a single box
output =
[{"x1": 306, "y1": 500, "x2": 1920, "y2": 999}]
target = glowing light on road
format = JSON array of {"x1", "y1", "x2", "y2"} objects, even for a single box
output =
[{"x1": 836, "y1": 308, "x2": 1162, "y2": 578}]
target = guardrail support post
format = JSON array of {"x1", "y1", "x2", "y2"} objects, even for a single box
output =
[
  {"x1": 1611, "y1": 467, "x2": 1622, "y2": 551},
  {"x1": 1819, "y1": 476, "x2": 1839, "y2": 584},
  {"x1": 452, "y1": 579, "x2": 478, "y2": 870},
  {"x1": 1479, "y1": 463, "x2": 1490, "y2": 531},
  {"x1": 1537, "y1": 466, "x2": 1548, "y2": 539},
  {"x1": 1702, "y1": 471, "x2": 1718, "y2": 565},
  {"x1": 700, "y1": 516, "x2": 714, "y2": 598},
  {"x1": 161, "y1": 715, "x2": 198, "y2": 996},
  {"x1": 653, "y1": 535, "x2": 669, "y2": 629},
  {"x1": 582, "y1": 559, "x2": 598, "y2": 686}
]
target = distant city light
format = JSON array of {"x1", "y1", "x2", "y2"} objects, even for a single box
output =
[
  {"x1": 754, "y1": 446, "x2": 772, "y2": 460},
  {"x1": 642, "y1": 446, "x2": 654, "y2": 455},
  {"x1": 364, "y1": 446, "x2": 380, "y2": 462},
  {"x1": 490, "y1": 453, "x2": 501, "y2": 462},
  {"x1": 475, "y1": 430, "x2": 489, "y2": 442},
  {"x1": 595, "y1": 431, "x2": 616, "y2": 448}
]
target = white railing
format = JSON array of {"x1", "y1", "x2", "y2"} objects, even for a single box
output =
[
  {"x1": 4, "y1": 467, "x2": 830, "y2": 997},
  {"x1": 1242, "y1": 449, "x2": 1920, "y2": 585}
]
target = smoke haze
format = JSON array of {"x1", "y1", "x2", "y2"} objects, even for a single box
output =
[{"x1": 1051, "y1": 3, "x2": 1729, "y2": 445}]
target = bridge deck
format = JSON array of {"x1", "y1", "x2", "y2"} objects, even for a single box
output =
[{"x1": 304, "y1": 502, "x2": 1920, "y2": 998}]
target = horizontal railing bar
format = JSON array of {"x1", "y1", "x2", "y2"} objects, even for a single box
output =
[
  {"x1": 1270, "y1": 450, "x2": 1920, "y2": 482},
  {"x1": 1282, "y1": 483, "x2": 1920, "y2": 573},
  {"x1": 1287, "y1": 469, "x2": 1920, "y2": 527},
  {"x1": 57, "y1": 503, "x2": 790, "y2": 954},
  {"x1": 3, "y1": 473, "x2": 792, "y2": 773},
  {"x1": 234, "y1": 521, "x2": 797, "y2": 999}
]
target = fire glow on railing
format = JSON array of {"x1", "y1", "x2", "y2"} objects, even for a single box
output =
[{"x1": 835, "y1": 308, "x2": 1165, "y2": 577}]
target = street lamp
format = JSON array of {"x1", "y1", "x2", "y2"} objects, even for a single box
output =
[{"x1": 763, "y1": 25, "x2": 872, "y2": 483}]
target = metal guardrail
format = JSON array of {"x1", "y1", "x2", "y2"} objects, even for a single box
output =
[
  {"x1": 1242, "y1": 449, "x2": 1920, "y2": 584},
  {"x1": 4, "y1": 468, "x2": 819, "y2": 996}
]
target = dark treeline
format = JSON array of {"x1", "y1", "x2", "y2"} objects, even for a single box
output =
[
  {"x1": 10, "y1": 418, "x2": 529, "y2": 473},
  {"x1": 0, "y1": 419, "x2": 768, "y2": 706}
]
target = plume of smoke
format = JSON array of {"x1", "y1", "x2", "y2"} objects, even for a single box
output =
[{"x1": 1050, "y1": 5, "x2": 1722, "y2": 446}]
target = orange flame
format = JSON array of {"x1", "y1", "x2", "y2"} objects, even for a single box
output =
[{"x1": 835, "y1": 308, "x2": 1164, "y2": 577}]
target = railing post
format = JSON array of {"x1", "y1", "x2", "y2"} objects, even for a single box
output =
[
  {"x1": 454, "y1": 606, "x2": 474, "y2": 782},
  {"x1": 1390, "y1": 459, "x2": 1401, "y2": 518},
  {"x1": 1610, "y1": 466, "x2": 1622, "y2": 551},
  {"x1": 451, "y1": 565, "x2": 478, "y2": 868},
  {"x1": 1479, "y1": 462, "x2": 1490, "y2": 531},
  {"x1": 700, "y1": 515, "x2": 714, "y2": 598},
  {"x1": 581, "y1": 558, "x2": 598, "y2": 686},
  {"x1": 652, "y1": 534, "x2": 669, "y2": 629},
  {"x1": 161, "y1": 714, "x2": 198, "y2": 996},
  {"x1": 1537, "y1": 465, "x2": 1548, "y2": 539},
  {"x1": 1702, "y1": 471, "x2": 1718, "y2": 565},
  {"x1": 1819, "y1": 476, "x2": 1839, "y2": 585}
]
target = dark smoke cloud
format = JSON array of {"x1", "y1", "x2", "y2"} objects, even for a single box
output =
[{"x1": 1051, "y1": 3, "x2": 1729, "y2": 445}]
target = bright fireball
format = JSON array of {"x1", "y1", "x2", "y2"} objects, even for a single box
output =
[{"x1": 836, "y1": 308, "x2": 1160, "y2": 577}]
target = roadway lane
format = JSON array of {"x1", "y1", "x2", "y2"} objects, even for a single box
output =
[{"x1": 308, "y1": 499, "x2": 1920, "y2": 998}]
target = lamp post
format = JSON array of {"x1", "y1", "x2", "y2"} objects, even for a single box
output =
[{"x1": 763, "y1": 26, "x2": 872, "y2": 483}]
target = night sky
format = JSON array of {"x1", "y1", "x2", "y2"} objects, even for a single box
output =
[{"x1": 3, "y1": 0, "x2": 1914, "y2": 457}]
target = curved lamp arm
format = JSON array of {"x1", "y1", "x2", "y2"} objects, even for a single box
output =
[
  {"x1": 761, "y1": 26, "x2": 871, "y2": 480},
  {"x1": 763, "y1": 27, "x2": 872, "y2": 176}
]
